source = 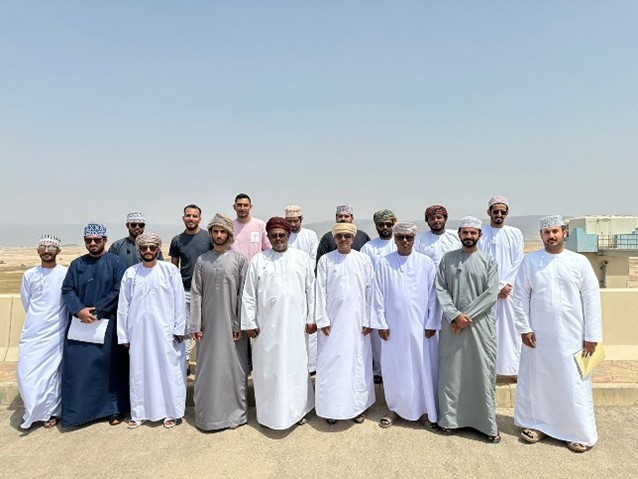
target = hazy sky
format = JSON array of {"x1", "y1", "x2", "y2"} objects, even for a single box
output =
[{"x1": 1, "y1": 1, "x2": 636, "y2": 226}]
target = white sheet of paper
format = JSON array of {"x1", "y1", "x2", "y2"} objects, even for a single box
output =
[{"x1": 67, "y1": 316, "x2": 109, "y2": 344}]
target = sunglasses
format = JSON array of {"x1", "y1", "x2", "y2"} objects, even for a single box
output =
[
  {"x1": 490, "y1": 210, "x2": 508, "y2": 216},
  {"x1": 139, "y1": 245, "x2": 159, "y2": 252},
  {"x1": 376, "y1": 222, "x2": 394, "y2": 228},
  {"x1": 84, "y1": 237, "x2": 104, "y2": 244},
  {"x1": 335, "y1": 233, "x2": 353, "y2": 240},
  {"x1": 38, "y1": 245, "x2": 58, "y2": 251},
  {"x1": 129, "y1": 223, "x2": 145, "y2": 228},
  {"x1": 268, "y1": 233, "x2": 288, "y2": 239},
  {"x1": 395, "y1": 234, "x2": 415, "y2": 241}
]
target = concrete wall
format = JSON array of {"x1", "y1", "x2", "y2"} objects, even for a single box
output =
[
  {"x1": 1, "y1": 291, "x2": 638, "y2": 362},
  {"x1": 584, "y1": 254, "x2": 631, "y2": 288}
]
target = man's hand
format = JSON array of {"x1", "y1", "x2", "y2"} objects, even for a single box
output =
[
  {"x1": 77, "y1": 307, "x2": 97, "y2": 323},
  {"x1": 453, "y1": 314, "x2": 472, "y2": 331},
  {"x1": 305, "y1": 323, "x2": 317, "y2": 334},
  {"x1": 173, "y1": 335, "x2": 184, "y2": 343},
  {"x1": 582, "y1": 341, "x2": 598, "y2": 357},
  {"x1": 321, "y1": 326, "x2": 331, "y2": 336},
  {"x1": 424, "y1": 329, "x2": 436, "y2": 339},
  {"x1": 233, "y1": 331, "x2": 243, "y2": 342},
  {"x1": 378, "y1": 329, "x2": 390, "y2": 341},
  {"x1": 521, "y1": 332, "x2": 536, "y2": 348},
  {"x1": 123, "y1": 343, "x2": 130, "y2": 349},
  {"x1": 361, "y1": 326, "x2": 372, "y2": 336},
  {"x1": 246, "y1": 328, "x2": 260, "y2": 339},
  {"x1": 498, "y1": 284, "x2": 513, "y2": 299},
  {"x1": 191, "y1": 331, "x2": 203, "y2": 342}
]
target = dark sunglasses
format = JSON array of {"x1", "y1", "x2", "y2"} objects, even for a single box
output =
[
  {"x1": 335, "y1": 233, "x2": 353, "y2": 240},
  {"x1": 139, "y1": 245, "x2": 159, "y2": 252},
  {"x1": 490, "y1": 210, "x2": 508, "y2": 216},
  {"x1": 395, "y1": 234, "x2": 415, "y2": 241},
  {"x1": 129, "y1": 223, "x2": 146, "y2": 228},
  {"x1": 84, "y1": 237, "x2": 104, "y2": 244},
  {"x1": 376, "y1": 222, "x2": 394, "y2": 228}
]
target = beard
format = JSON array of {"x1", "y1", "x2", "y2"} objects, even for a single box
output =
[{"x1": 462, "y1": 238, "x2": 478, "y2": 248}]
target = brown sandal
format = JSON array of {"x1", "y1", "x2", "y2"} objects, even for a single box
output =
[
  {"x1": 43, "y1": 417, "x2": 58, "y2": 429},
  {"x1": 353, "y1": 414, "x2": 365, "y2": 424}
]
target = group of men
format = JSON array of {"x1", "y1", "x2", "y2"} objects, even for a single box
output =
[{"x1": 17, "y1": 194, "x2": 602, "y2": 454}]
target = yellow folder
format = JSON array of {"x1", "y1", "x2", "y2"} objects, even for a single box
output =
[{"x1": 573, "y1": 343, "x2": 605, "y2": 379}]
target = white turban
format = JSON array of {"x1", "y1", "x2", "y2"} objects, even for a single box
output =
[
  {"x1": 459, "y1": 216, "x2": 482, "y2": 229},
  {"x1": 126, "y1": 211, "x2": 146, "y2": 223},
  {"x1": 39, "y1": 234, "x2": 61, "y2": 249},
  {"x1": 539, "y1": 215, "x2": 565, "y2": 230},
  {"x1": 488, "y1": 196, "x2": 509, "y2": 208}
]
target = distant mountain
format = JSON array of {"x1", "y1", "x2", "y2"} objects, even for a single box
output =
[{"x1": 0, "y1": 216, "x2": 547, "y2": 247}]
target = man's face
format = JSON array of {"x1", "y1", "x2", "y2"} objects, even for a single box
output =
[
  {"x1": 375, "y1": 220, "x2": 394, "y2": 239},
  {"x1": 84, "y1": 235, "x2": 106, "y2": 256},
  {"x1": 182, "y1": 208, "x2": 201, "y2": 231},
  {"x1": 210, "y1": 226, "x2": 230, "y2": 246},
  {"x1": 233, "y1": 199, "x2": 252, "y2": 219},
  {"x1": 126, "y1": 221, "x2": 145, "y2": 238},
  {"x1": 541, "y1": 226, "x2": 567, "y2": 253},
  {"x1": 268, "y1": 228, "x2": 289, "y2": 252},
  {"x1": 286, "y1": 216, "x2": 302, "y2": 234},
  {"x1": 336, "y1": 213, "x2": 353, "y2": 224},
  {"x1": 459, "y1": 228, "x2": 481, "y2": 248},
  {"x1": 37, "y1": 244, "x2": 59, "y2": 263},
  {"x1": 394, "y1": 232, "x2": 415, "y2": 256},
  {"x1": 487, "y1": 204, "x2": 508, "y2": 227},
  {"x1": 427, "y1": 214, "x2": 447, "y2": 233},
  {"x1": 335, "y1": 232, "x2": 354, "y2": 254},
  {"x1": 139, "y1": 243, "x2": 160, "y2": 263}
]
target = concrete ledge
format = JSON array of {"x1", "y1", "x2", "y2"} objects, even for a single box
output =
[
  {"x1": 2, "y1": 380, "x2": 635, "y2": 410},
  {"x1": 592, "y1": 383, "x2": 638, "y2": 406}
]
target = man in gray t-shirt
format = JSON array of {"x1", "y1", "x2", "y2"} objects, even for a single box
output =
[{"x1": 169, "y1": 204, "x2": 212, "y2": 378}]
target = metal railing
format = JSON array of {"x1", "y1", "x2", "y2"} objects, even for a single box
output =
[{"x1": 597, "y1": 235, "x2": 638, "y2": 250}]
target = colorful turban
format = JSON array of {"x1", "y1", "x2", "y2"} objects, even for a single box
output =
[
  {"x1": 126, "y1": 210, "x2": 145, "y2": 223},
  {"x1": 135, "y1": 233, "x2": 162, "y2": 248},
  {"x1": 393, "y1": 222, "x2": 417, "y2": 236},
  {"x1": 335, "y1": 204, "x2": 354, "y2": 216},
  {"x1": 39, "y1": 234, "x2": 61, "y2": 249},
  {"x1": 84, "y1": 223, "x2": 107, "y2": 237},
  {"x1": 373, "y1": 209, "x2": 396, "y2": 224},
  {"x1": 425, "y1": 205, "x2": 448, "y2": 220},
  {"x1": 458, "y1": 216, "x2": 482, "y2": 229},
  {"x1": 539, "y1": 215, "x2": 565, "y2": 230},
  {"x1": 266, "y1": 216, "x2": 292, "y2": 234},
  {"x1": 488, "y1": 195, "x2": 509, "y2": 208},
  {"x1": 207, "y1": 213, "x2": 235, "y2": 243},
  {"x1": 332, "y1": 223, "x2": 357, "y2": 237}
]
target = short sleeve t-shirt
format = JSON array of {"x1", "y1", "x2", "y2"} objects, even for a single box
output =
[{"x1": 169, "y1": 230, "x2": 212, "y2": 289}]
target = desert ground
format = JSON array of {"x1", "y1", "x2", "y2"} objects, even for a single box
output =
[{"x1": 0, "y1": 242, "x2": 549, "y2": 295}]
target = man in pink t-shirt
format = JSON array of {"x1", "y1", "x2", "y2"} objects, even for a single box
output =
[{"x1": 231, "y1": 193, "x2": 271, "y2": 262}]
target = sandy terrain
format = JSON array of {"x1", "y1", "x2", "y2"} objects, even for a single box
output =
[{"x1": 0, "y1": 240, "x2": 613, "y2": 294}]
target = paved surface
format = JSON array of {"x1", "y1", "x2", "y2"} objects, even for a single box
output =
[
  {"x1": 2, "y1": 361, "x2": 637, "y2": 478},
  {"x1": 2, "y1": 405, "x2": 636, "y2": 479}
]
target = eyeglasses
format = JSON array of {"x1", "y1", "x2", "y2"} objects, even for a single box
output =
[
  {"x1": 268, "y1": 233, "x2": 288, "y2": 239},
  {"x1": 335, "y1": 233, "x2": 353, "y2": 240},
  {"x1": 491, "y1": 210, "x2": 508, "y2": 216},
  {"x1": 38, "y1": 245, "x2": 58, "y2": 251},
  {"x1": 395, "y1": 235, "x2": 415, "y2": 241},
  {"x1": 129, "y1": 223, "x2": 145, "y2": 228},
  {"x1": 139, "y1": 245, "x2": 159, "y2": 252},
  {"x1": 84, "y1": 237, "x2": 104, "y2": 244},
  {"x1": 376, "y1": 222, "x2": 394, "y2": 228}
]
